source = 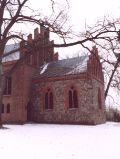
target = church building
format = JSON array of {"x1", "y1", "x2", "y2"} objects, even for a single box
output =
[{"x1": 2, "y1": 26, "x2": 106, "y2": 125}]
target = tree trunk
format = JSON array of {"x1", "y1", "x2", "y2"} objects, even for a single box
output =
[
  {"x1": 105, "y1": 57, "x2": 120, "y2": 99},
  {"x1": 0, "y1": 60, "x2": 3, "y2": 128}
]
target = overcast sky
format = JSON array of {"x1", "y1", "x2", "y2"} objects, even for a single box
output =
[
  {"x1": 27, "y1": 0, "x2": 120, "y2": 58},
  {"x1": 29, "y1": 0, "x2": 120, "y2": 26}
]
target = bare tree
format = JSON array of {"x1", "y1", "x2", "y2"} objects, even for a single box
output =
[
  {"x1": 50, "y1": 16, "x2": 120, "y2": 104},
  {"x1": 0, "y1": 0, "x2": 120, "y2": 127},
  {"x1": 0, "y1": 0, "x2": 71, "y2": 127},
  {"x1": 53, "y1": 17, "x2": 120, "y2": 102}
]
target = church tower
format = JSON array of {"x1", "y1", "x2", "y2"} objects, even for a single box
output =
[{"x1": 20, "y1": 25, "x2": 58, "y2": 67}]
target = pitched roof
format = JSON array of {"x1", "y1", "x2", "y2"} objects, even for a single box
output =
[
  {"x1": 39, "y1": 55, "x2": 88, "y2": 78},
  {"x1": 3, "y1": 43, "x2": 20, "y2": 62}
]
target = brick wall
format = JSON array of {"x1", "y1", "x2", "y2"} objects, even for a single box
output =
[{"x1": 2, "y1": 61, "x2": 36, "y2": 123}]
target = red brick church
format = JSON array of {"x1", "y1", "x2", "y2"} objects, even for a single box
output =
[{"x1": 2, "y1": 26, "x2": 106, "y2": 125}]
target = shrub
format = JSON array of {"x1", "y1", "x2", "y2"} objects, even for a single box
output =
[{"x1": 106, "y1": 107, "x2": 120, "y2": 122}]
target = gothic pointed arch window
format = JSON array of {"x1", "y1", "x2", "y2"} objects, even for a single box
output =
[
  {"x1": 45, "y1": 92, "x2": 49, "y2": 109},
  {"x1": 2, "y1": 104, "x2": 4, "y2": 113},
  {"x1": 68, "y1": 86, "x2": 78, "y2": 108},
  {"x1": 7, "y1": 103, "x2": 10, "y2": 113},
  {"x1": 4, "y1": 76, "x2": 12, "y2": 95},
  {"x1": 45, "y1": 88, "x2": 53, "y2": 110}
]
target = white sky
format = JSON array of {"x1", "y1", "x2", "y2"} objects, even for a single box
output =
[
  {"x1": 29, "y1": 0, "x2": 120, "y2": 27},
  {"x1": 26, "y1": 0, "x2": 120, "y2": 58}
]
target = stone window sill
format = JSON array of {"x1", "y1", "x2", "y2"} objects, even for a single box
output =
[
  {"x1": 44, "y1": 109, "x2": 53, "y2": 111},
  {"x1": 3, "y1": 94, "x2": 11, "y2": 97},
  {"x1": 68, "y1": 107, "x2": 78, "y2": 110}
]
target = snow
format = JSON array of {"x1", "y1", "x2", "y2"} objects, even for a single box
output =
[
  {"x1": 3, "y1": 43, "x2": 20, "y2": 62},
  {"x1": 40, "y1": 63, "x2": 49, "y2": 74},
  {"x1": 1, "y1": 122, "x2": 120, "y2": 159},
  {"x1": 67, "y1": 56, "x2": 88, "y2": 74}
]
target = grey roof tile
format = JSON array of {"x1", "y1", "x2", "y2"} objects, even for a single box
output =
[
  {"x1": 3, "y1": 43, "x2": 20, "y2": 62},
  {"x1": 39, "y1": 55, "x2": 88, "y2": 78}
]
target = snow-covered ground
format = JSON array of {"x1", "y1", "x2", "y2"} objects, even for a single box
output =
[{"x1": 0, "y1": 122, "x2": 120, "y2": 159}]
